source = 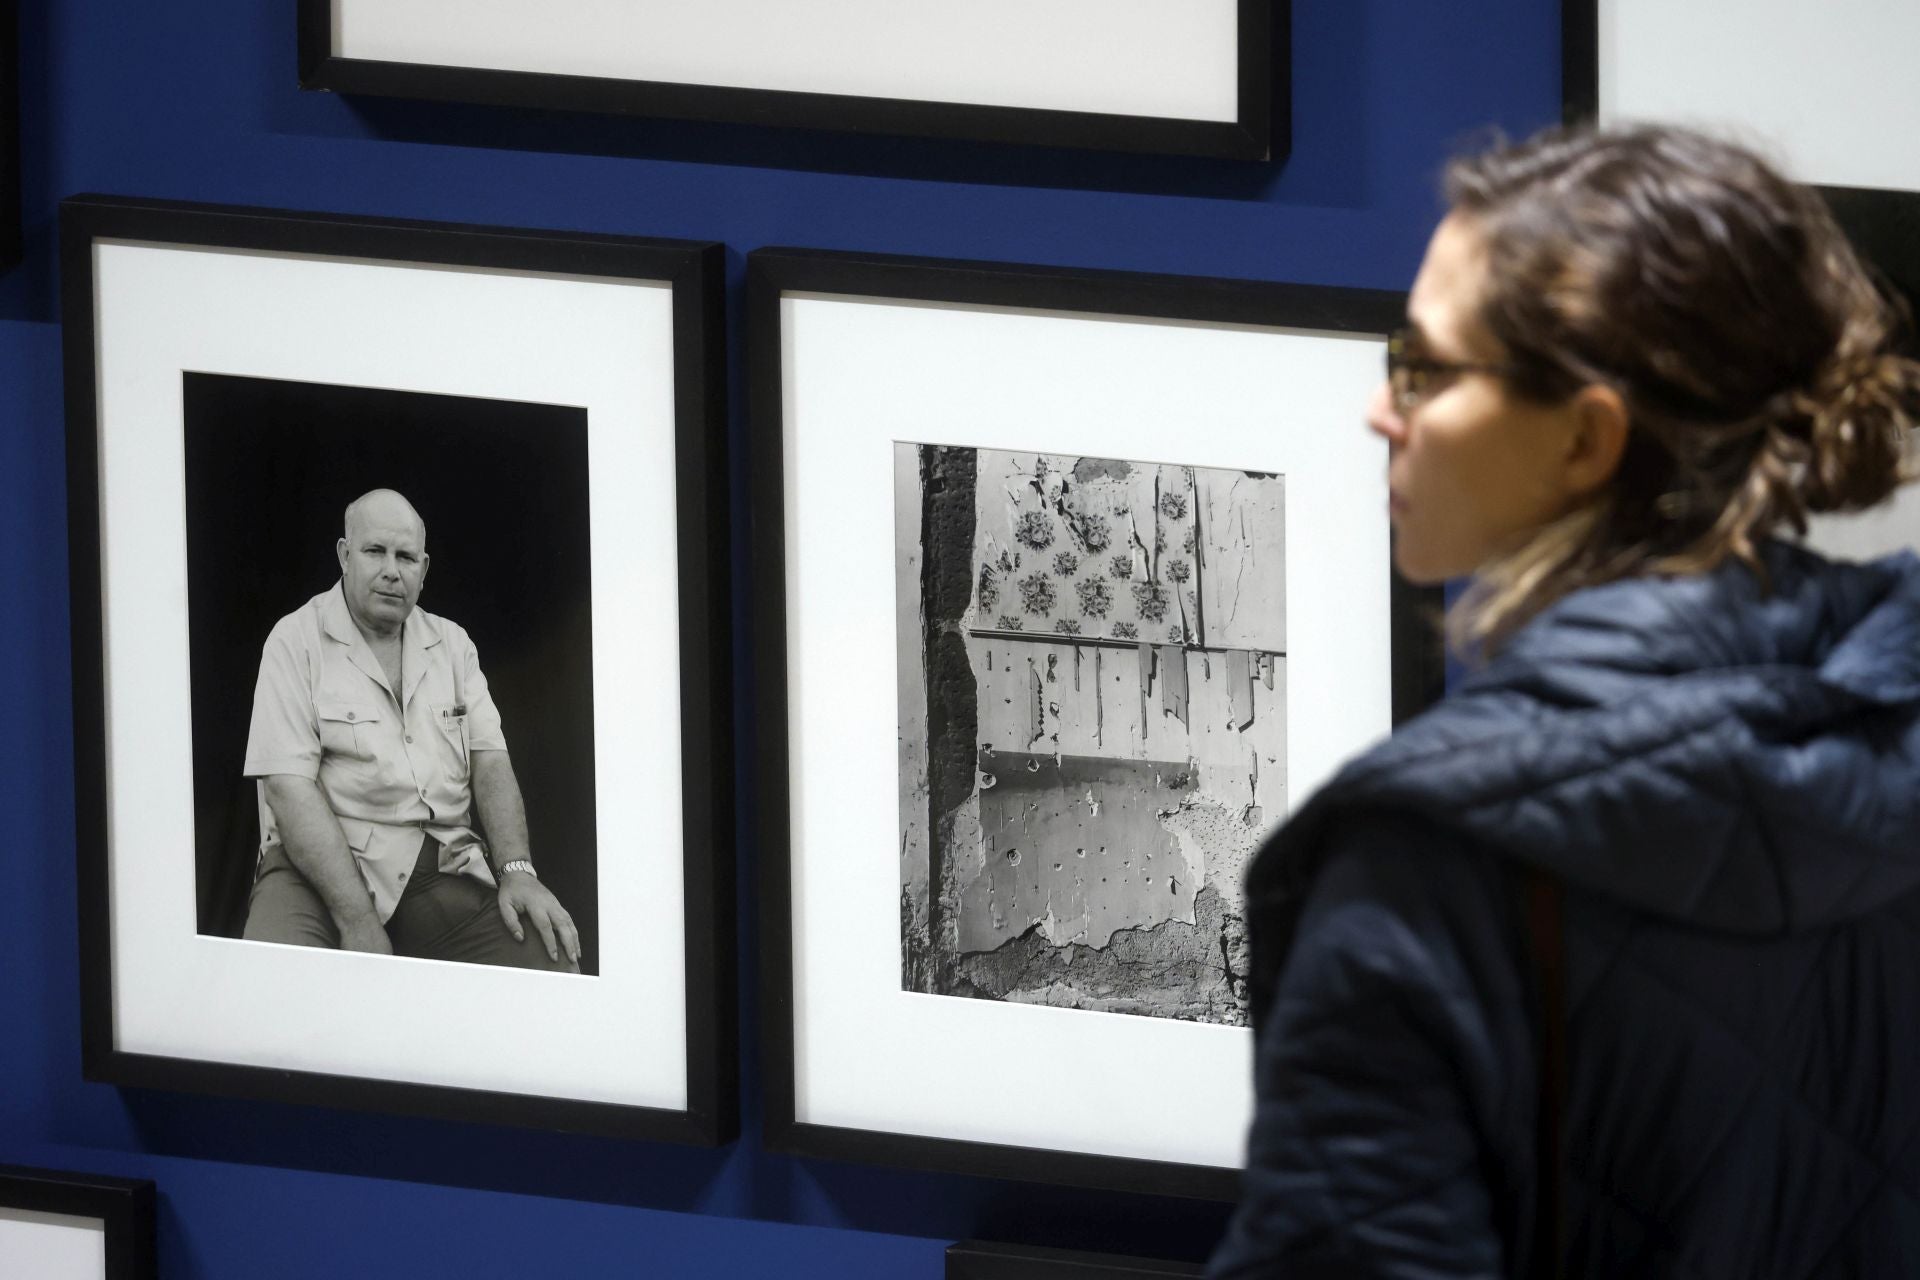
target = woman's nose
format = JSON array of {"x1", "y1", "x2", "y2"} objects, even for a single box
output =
[{"x1": 1365, "y1": 381, "x2": 1405, "y2": 445}]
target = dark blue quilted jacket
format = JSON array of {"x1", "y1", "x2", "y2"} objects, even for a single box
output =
[{"x1": 1209, "y1": 542, "x2": 1920, "y2": 1278}]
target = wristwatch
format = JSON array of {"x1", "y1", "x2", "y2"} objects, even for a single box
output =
[{"x1": 500, "y1": 859, "x2": 537, "y2": 879}]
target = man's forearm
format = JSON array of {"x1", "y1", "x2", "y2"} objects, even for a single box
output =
[
  {"x1": 261, "y1": 774, "x2": 379, "y2": 930},
  {"x1": 470, "y1": 749, "x2": 531, "y2": 871}
]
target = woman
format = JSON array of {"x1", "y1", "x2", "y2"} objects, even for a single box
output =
[{"x1": 1209, "y1": 125, "x2": 1920, "y2": 1278}]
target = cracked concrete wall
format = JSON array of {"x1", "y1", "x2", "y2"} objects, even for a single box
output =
[
  {"x1": 968, "y1": 750, "x2": 1198, "y2": 953},
  {"x1": 899, "y1": 444, "x2": 1287, "y2": 1025},
  {"x1": 952, "y1": 882, "x2": 1249, "y2": 1025}
]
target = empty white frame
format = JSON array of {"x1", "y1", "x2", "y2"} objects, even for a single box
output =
[
  {"x1": 1580, "y1": 0, "x2": 1920, "y2": 193},
  {"x1": 303, "y1": 0, "x2": 1277, "y2": 159},
  {"x1": 0, "y1": 1167, "x2": 154, "y2": 1280}
]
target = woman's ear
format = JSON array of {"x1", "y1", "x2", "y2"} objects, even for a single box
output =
[{"x1": 1561, "y1": 384, "x2": 1631, "y2": 499}]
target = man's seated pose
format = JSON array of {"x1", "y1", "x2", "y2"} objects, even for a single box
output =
[{"x1": 241, "y1": 488, "x2": 579, "y2": 972}]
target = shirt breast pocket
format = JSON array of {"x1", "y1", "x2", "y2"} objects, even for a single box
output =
[
  {"x1": 316, "y1": 700, "x2": 381, "y2": 761},
  {"x1": 430, "y1": 702, "x2": 471, "y2": 779}
]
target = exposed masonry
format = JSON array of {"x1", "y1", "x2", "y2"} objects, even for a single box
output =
[
  {"x1": 899, "y1": 444, "x2": 1288, "y2": 1026},
  {"x1": 951, "y1": 883, "x2": 1247, "y2": 1025}
]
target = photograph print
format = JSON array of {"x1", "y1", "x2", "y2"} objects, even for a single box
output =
[
  {"x1": 184, "y1": 373, "x2": 601, "y2": 976},
  {"x1": 66, "y1": 195, "x2": 730, "y2": 1143},
  {"x1": 899, "y1": 444, "x2": 1287, "y2": 1027}
]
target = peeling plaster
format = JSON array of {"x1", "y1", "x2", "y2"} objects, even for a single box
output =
[
  {"x1": 900, "y1": 443, "x2": 1289, "y2": 1025},
  {"x1": 952, "y1": 884, "x2": 1248, "y2": 1025}
]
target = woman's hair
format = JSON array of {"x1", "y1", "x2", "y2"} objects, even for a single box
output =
[{"x1": 1440, "y1": 123, "x2": 1920, "y2": 657}]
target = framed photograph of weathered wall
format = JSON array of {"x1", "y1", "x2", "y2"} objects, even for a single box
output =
[
  {"x1": 0, "y1": 1165, "x2": 156, "y2": 1280},
  {"x1": 1564, "y1": 0, "x2": 1920, "y2": 560},
  {"x1": 750, "y1": 247, "x2": 1442, "y2": 1196},
  {"x1": 63, "y1": 194, "x2": 734, "y2": 1143},
  {"x1": 298, "y1": 0, "x2": 1278, "y2": 161}
]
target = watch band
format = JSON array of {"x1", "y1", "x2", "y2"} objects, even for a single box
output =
[{"x1": 500, "y1": 859, "x2": 537, "y2": 879}]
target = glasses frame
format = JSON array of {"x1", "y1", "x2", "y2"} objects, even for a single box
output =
[{"x1": 1386, "y1": 326, "x2": 1523, "y2": 412}]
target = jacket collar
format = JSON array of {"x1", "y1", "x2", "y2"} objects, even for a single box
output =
[{"x1": 1243, "y1": 545, "x2": 1920, "y2": 1031}]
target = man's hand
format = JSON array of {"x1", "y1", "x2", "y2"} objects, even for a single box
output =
[
  {"x1": 496, "y1": 870, "x2": 580, "y2": 969},
  {"x1": 263, "y1": 775, "x2": 388, "y2": 954},
  {"x1": 337, "y1": 916, "x2": 395, "y2": 955}
]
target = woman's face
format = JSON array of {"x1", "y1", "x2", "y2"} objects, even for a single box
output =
[{"x1": 1370, "y1": 213, "x2": 1591, "y2": 584}]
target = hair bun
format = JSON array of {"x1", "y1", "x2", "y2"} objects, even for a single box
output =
[{"x1": 1795, "y1": 349, "x2": 1920, "y2": 514}]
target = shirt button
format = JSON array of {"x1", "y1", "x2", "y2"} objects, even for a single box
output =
[
  {"x1": 398, "y1": 871, "x2": 407, "y2": 881},
  {"x1": 405, "y1": 735, "x2": 413, "y2": 744},
  {"x1": 346, "y1": 711, "x2": 356, "y2": 721}
]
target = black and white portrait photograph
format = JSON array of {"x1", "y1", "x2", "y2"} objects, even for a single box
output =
[
  {"x1": 898, "y1": 445, "x2": 1288, "y2": 1026},
  {"x1": 66, "y1": 197, "x2": 730, "y2": 1141},
  {"x1": 183, "y1": 373, "x2": 600, "y2": 976}
]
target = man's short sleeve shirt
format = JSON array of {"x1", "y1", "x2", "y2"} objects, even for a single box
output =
[{"x1": 243, "y1": 583, "x2": 508, "y2": 921}]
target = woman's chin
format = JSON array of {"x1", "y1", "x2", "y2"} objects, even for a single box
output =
[{"x1": 1391, "y1": 544, "x2": 1454, "y2": 586}]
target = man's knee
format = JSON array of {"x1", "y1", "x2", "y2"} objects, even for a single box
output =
[
  {"x1": 393, "y1": 876, "x2": 575, "y2": 973},
  {"x1": 483, "y1": 911, "x2": 578, "y2": 974},
  {"x1": 240, "y1": 846, "x2": 341, "y2": 949}
]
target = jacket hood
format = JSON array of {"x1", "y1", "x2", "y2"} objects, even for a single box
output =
[{"x1": 1255, "y1": 541, "x2": 1920, "y2": 938}]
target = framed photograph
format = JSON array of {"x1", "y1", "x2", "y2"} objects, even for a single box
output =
[
  {"x1": 750, "y1": 247, "x2": 1443, "y2": 1196},
  {"x1": 0, "y1": 1165, "x2": 156, "y2": 1280},
  {"x1": 63, "y1": 194, "x2": 734, "y2": 1143},
  {"x1": 1563, "y1": 0, "x2": 1920, "y2": 562},
  {"x1": 948, "y1": 1241, "x2": 1201, "y2": 1279},
  {"x1": 1, "y1": 0, "x2": 20, "y2": 268},
  {"x1": 1563, "y1": 0, "x2": 1919, "y2": 315},
  {"x1": 298, "y1": 0, "x2": 1278, "y2": 161}
]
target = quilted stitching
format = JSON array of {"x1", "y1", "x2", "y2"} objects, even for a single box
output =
[{"x1": 1221, "y1": 548, "x2": 1920, "y2": 1278}]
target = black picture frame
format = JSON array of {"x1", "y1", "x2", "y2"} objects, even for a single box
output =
[
  {"x1": 298, "y1": 0, "x2": 1281, "y2": 162},
  {"x1": 0, "y1": 1165, "x2": 156, "y2": 1279},
  {"x1": 1562, "y1": 0, "x2": 1920, "y2": 325},
  {"x1": 750, "y1": 246, "x2": 1444, "y2": 1198},
  {"x1": 0, "y1": 0, "x2": 21, "y2": 269},
  {"x1": 63, "y1": 194, "x2": 736, "y2": 1146},
  {"x1": 948, "y1": 1241, "x2": 1203, "y2": 1279}
]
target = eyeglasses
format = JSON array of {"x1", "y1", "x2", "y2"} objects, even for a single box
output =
[{"x1": 1386, "y1": 327, "x2": 1522, "y2": 412}]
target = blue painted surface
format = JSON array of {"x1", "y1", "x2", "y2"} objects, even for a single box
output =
[{"x1": 0, "y1": 0, "x2": 1557, "y2": 1272}]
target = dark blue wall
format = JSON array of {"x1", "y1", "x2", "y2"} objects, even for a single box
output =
[{"x1": 0, "y1": 3, "x2": 1558, "y2": 1274}]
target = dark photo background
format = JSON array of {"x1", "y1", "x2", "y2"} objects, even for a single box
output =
[
  {"x1": 183, "y1": 372, "x2": 601, "y2": 976},
  {"x1": 1822, "y1": 188, "x2": 1920, "y2": 355}
]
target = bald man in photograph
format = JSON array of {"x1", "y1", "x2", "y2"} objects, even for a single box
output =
[{"x1": 240, "y1": 489, "x2": 580, "y2": 972}]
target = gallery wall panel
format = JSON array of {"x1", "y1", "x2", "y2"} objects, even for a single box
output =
[{"x1": 1, "y1": 0, "x2": 1571, "y2": 1270}]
